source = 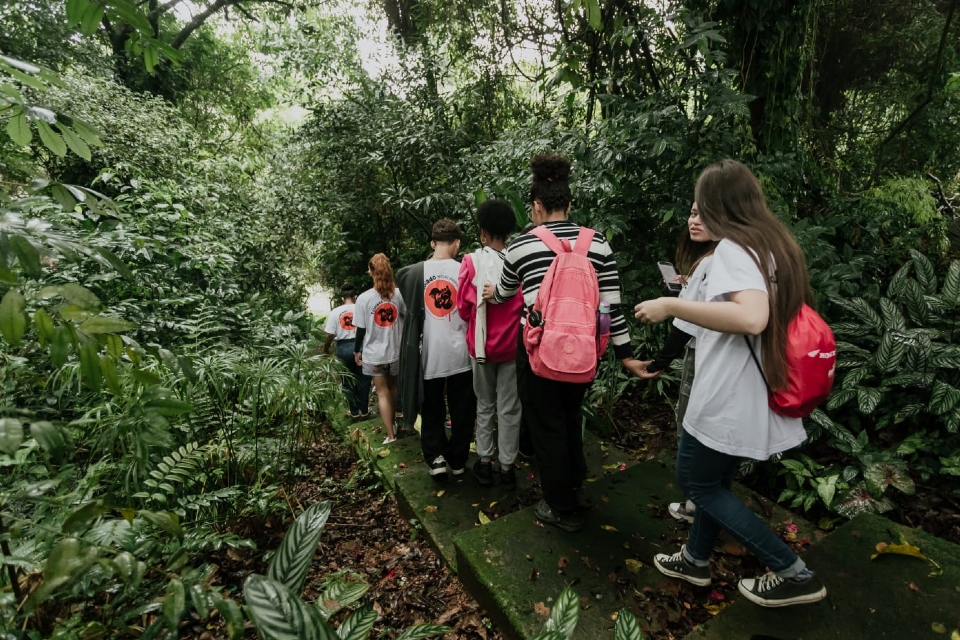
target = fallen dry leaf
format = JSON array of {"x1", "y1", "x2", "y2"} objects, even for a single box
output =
[
  {"x1": 601, "y1": 525, "x2": 618, "y2": 532},
  {"x1": 424, "y1": 505, "x2": 438, "y2": 513},
  {"x1": 534, "y1": 602, "x2": 550, "y2": 617},
  {"x1": 909, "y1": 582, "x2": 921, "y2": 592},
  {"x1": 478, "y1": 511, "x2": 491, "y2": 525},
  {"x1": 609, "y1": 612, "x2": 619, "y2": 621},
  {"x1": 436, "y1": 490, "x2": 445, "y2": 497},
  {"x1": 708, "y1": 589, "x2": 725, "y2": 602},
  {"x1": 558, "y1": 556, "x2": 569, "y2": 569},
  {"x1": 932, "y1": 622, "x2": 947, "y2": 634},
  {"x1": 625, "y1": 558, "x2": 643, "y2": 573}
]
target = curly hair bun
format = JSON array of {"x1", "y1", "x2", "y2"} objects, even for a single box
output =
[{"x1": 531, "y1": 153, "x2": 571, "y2": 184}]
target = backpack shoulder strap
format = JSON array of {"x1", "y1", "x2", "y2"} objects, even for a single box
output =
[
  {"x1": 572, "y1": 227, "x2": 595, "y2": 257},
  {"x1": 744, "y1": 335, "x2": 772, "y2": 394},
  {"x1": 530, "y1": 225, "x2": 566, "y2": 255}
]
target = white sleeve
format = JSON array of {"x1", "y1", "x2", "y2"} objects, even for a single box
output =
[
  {"x1": 706, "y1": 240, "x2": 768, "y2": 301},
  {"x1": 353, "y1": 297, "x2": 367, "y2": 329},
  {"x1": 324, "y1": 309, "x2": 338, "y2": 334}
]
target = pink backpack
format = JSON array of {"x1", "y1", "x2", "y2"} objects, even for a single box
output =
[{"x1": 523, "y1": 226, "x2": 610, "y2": 383}]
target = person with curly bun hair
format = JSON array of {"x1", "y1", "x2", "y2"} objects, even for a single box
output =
[
  {"x1": 483, "y1": 153, "x2": 648, "y2": 532},
  {"x1": 354, "y1": 254, "x2": 405, "y2": 444},
  {"x1": 324, "y1": 282, "x2": 372, "y2": 419}
]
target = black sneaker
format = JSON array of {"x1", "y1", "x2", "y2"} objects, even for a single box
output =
[
  {"x1": 448, "y1": 461, "x2": 466, "y2": 477},
  {"x1": 533, "y1": 499, "x2": 583, "y2": 532},
  {"x1": 499, "y1": 467, "x2": 517, "y2": 490},
  {"x1": 653, "y1": 546, "x2": 711, "y2": 586},
  {"x1": 574, "y1": 485, "x2": 590, "y2": 511},
  {"x1": 428, "y1": 456, "x2": 448, "y2": 481},
  {"x1": 473, "y1": 460, "x2": 493, "y2": 486},
  {"x1": 738, "y1": 572, "x2": 827, "y2": 607}
]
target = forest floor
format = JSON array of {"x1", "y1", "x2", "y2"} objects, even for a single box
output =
[{"x1": 185, "y1": 384, "x2": 958, "y2": 639}]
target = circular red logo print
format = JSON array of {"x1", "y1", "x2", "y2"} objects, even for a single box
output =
[
  {"x1": 373, "y1": 302, "x2": 399, "y2": 327},
  {"x1": 424, "y1": 279, "x2": 458, "y2": 318},
  {"x1": 339, "y1": 311, "x2": 354, "y2": 331}
]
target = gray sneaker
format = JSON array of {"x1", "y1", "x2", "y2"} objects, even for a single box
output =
[
  {"x1": 653, "y1": 545, "x2": 711, "y2": 586},
  {"x1": 738, "y1": 572, "x2": 827, "y2": 607},
  {"x1": 668, "y1": 501, "x2": 695, "y2": 523}
]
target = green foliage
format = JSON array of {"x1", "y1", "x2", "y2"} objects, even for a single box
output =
[
  {"x1": 244, "y1": 501, "x2": 452, "y2": 640},
  {"x1": 529, "y1": 587, "x2": 646, "y2": 640}
]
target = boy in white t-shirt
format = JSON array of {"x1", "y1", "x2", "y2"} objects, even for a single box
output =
[{"x1": 397, "y1": 219, "x2": 476, "y2": 481}]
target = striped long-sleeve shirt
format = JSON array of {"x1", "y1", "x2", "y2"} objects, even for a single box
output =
[{"x1": 493, "y1": 220, "x2": 633, "y2": 360}]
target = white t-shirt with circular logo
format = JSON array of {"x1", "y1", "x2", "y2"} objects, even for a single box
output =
[
  {"x1": 422, "y1": 259, "x2": 471, "y2": 380},
  {"x1": 324, "y1": 303, "x2": 357, "y2": 341},
  {"x1": 354, "y1": 288, "x2": 405, "y2": 365}
]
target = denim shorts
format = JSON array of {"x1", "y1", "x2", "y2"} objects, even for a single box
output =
[{"x1": 362, "y1": 360, "x2": 399, "y2": 377}]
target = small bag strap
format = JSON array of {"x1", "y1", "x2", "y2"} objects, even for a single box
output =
[
  {"x1": 530, "y1": 225, "x2": 566, "y2": 255},
  {"x1": 744, "y1": 335, "x2": 772, "y2": 394}
]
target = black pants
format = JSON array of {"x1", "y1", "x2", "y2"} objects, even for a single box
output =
[
  {"x1": 515, "y1": 332, "x2": 589, "y2": 512},
  {"x1": 420, "y1": 370, "x2": 476, "y2": 470}
]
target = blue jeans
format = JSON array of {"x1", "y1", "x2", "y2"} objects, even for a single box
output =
[
  {"x1": 677, "y1": 429, "x2": 804, "y2": 576},
  {"x1": 335, "y1": 340, "x2": 372, "y2": 415}
]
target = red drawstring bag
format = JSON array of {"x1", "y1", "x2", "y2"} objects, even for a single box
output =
[{"x1": 746, "y1": 304, "x2": 836, "y2": 418}]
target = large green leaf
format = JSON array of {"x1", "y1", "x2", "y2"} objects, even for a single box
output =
[
  {"x1": 910, "y1": 250, "x2": 937, "y2": 295},
  {"x1": 864, "y1": 462, "x2": 915, "y2": 496},
  {"x1": 336, "y1": 606, "x2": 377, "y2": 640},
  {"x1": 79, "y1": 316, "x2": 136, "y2": 334},
  {"x1": 57, "y1": 124, "x2": 92, "y2": 160},
  {"x1": 164, "y1": 578, "x2": 186, "y2": 631},
  {"x1": 941, "y1": 261, "x2": 960, "y2": 306},
  {"x1": 0, "y1": 418, "x2": 24, "y2": 455},
  {"x1": 874, "y1": 332, "x2": 906, "y2": 373},
  {"x1": 857, "y1": 387, "x2": 882, "y2": 414},
  {"x1": 35, "y1": 120, "x2": 67, "y2": 157},
  {"x1": 10, "y1": 235, "x2": 41, "y2": 278},
  {"x1": 244, "y1": 574, "x2": 335, "y2": 640},
  {"x1": 215, "y1": 598, "x2": 244, "y2": 640},
  {"x1": 613, "y1": 608, "x2": 645, "y2": 640},
  {"x1": 79, "y1": 339, "x2": 102, "y2": 392},
  {"x1": 34, "y1": 308, "x2": 55, "y2": 343},
  {"x1": 60, "y1": 282, "x2": 102, "y2": 310},
  {"x1": 315, "y1": 576, "x2": 369, "y2": 619},
  {"x1": 878, "y1": 298, "x2": 906, "y2": 331},
  {"x1": 0, "y1": 290, "x2": 27, "y2": 346},
  {"x1": 887, "y1": 262, "x2": 912, "y2": 299},
  {"x1": 543, "y1": 587, "x2": 579, "y2": 638},
  {"x1": 928, "y1": 381, "x2": 960, "y2": 415},
  {"x1": 267, "y1": 501, "x2": 331, "y2": 593},
  {"x1": 6, "y1": 108, "x2": 31, "y2": 146},
  {"x1": 902, "y1": 279, "x2": 928, "y2": 324},
  {"x1": 27, "y1": 537, "x2": 98, "y2": 609},
  {"x1": 586, "y1": 0, "x2": 602, "y2": 30},
  {"x1": 394, "y1": 625, "x2": 455, "y2": 640},
  {"x1": 79, "y1": 2, "x2": 105, "y2": 35},
  {"x1": 30, "y1": 421, "x2": 65, "y2": 464}
]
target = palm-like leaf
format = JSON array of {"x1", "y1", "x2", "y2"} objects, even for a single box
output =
[
  {"x1": 393, "y1": 624, "x2": 454, "y2": 640},
  {"x1": 614, "y1": 609, "x2": 646, "y2": 640},
  {"x1": 543, "y1": 587, "x2": 579, "y2": 638},
  {"x1": 267, "y1": 501, "x2": 331, "y2": 593},
  {"x1": 244, "y1": 574, "x2": 335, "y2": 640},
  {"x1": 336, "y1": 606, "x2": 377, "y2": 640}
]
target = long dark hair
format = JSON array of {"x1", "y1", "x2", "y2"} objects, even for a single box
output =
[
  {"x1": 694, "y1": 159, "x2": 813, "y2": 391},
  {"x1": 675, "y1": 230, "x2": 718, "y2": 277},
  {"x1": 530, "y1": 153, "x2": 571, "y2": 213}
]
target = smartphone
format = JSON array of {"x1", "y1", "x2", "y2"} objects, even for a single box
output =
[{"x1": 658, "y1": 261, "x2": 683, "y2": 294}]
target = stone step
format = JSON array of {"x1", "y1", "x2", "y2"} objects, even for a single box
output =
[{"x1": 688, "y1": 512, "x2": 960, "y2": 640}]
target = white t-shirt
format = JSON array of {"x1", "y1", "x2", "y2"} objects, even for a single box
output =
[
  {"x1": 324, "y1": 303, "x2": 358, "y2": 341},
  {"x1": 421, "y1": 259, "x2": 471, "y2": 380},
  {"x1": 353, "y1": 288, "x2": 405, "y2": 365},
  {"x1": 672, "y1": 254, "x2": 714, "y2": 348},
  {"x1": 682, "y1": 240, "x2": 806, "y2": 461}
]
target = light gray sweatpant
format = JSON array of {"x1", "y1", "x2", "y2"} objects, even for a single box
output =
[{"x1": 472, "y1": 358, "x2": 521, "y2": 470}]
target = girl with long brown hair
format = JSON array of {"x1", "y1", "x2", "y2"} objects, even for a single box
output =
[
  {"x1": 354, "y1": 254, "x2": 405, "y2": 443},
  {"x1": 634, "y1": 159, "x2": 827, "y2": 608}
]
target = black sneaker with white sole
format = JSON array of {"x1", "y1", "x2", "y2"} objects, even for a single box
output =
[
  {"x1": 668, "y1": 501, "x2": 695, "y2": 523},
  {"x1": 428, "y1": 455, "x2": 448, "y2": 481},
  {"x1": 653, "y1": 546, "x2": 711, "y2": 586},
  {"x1": 738, "y1": 572, "x2": 827, "y2": 607}
]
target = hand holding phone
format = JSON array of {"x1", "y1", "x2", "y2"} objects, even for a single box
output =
[{"x1": 657, "y1": 261, "x2": 683, "y2": 294}]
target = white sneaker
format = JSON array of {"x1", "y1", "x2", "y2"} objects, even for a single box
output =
[
  {"x1": 668, "y1": 501, "x2": 695, "y2": 523},
  {"x1": 382, "y1": 436, "x2": 396, "y2": 445}
]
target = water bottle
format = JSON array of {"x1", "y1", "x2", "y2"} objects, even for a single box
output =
[{"x1": 597, "y1": 302, "x2": 611, "y2": 336}]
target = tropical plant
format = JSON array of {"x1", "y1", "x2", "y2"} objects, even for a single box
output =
[
  {"x1": 528, "y1": 586, "x2": 646, "y2": 640},
  {"x1": 244, "y1": 501, "x2": 453, "y2": 640}
]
